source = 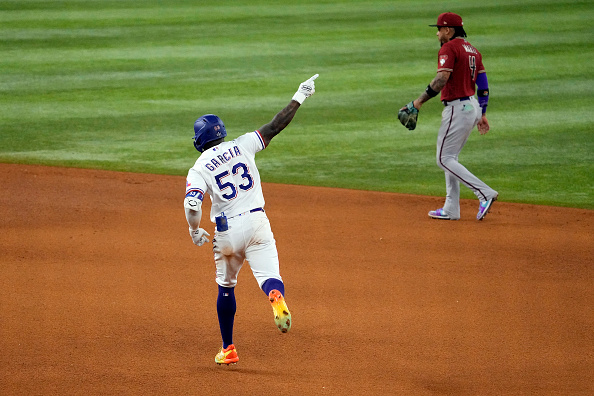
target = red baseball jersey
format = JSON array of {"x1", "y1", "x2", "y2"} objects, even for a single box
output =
[{"x1": 437, "y1": 38, "x2": 485, "y2": 101}]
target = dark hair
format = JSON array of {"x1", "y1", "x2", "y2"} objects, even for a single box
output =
[{"x1": 452, "y1": 26, "x2": 467, "y2": 38}]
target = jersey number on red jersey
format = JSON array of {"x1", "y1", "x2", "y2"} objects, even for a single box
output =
[{"x1": 469, "y1": 56, "x2": 476, "y2": 80}]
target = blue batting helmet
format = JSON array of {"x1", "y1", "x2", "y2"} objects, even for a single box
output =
[{"x1": 193, "y1": 114, "x2": 227, "y2": 152}]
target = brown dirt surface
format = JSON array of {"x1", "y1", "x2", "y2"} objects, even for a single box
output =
[{"x1": 1, "y1": 163, "x2": 592, "y2": 395}]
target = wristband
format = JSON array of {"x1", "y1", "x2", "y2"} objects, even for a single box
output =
[
  {"x1": 477, "y1": 89, "x2": 489, "y2": 114},
  {"x1": 292, "y1": 92, "x2": 307, "y2": 104},
  {"x1": 425, "y1": 84, "x2": 438, "y2": 98}
]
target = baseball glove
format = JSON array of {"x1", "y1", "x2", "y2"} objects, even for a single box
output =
[{"x1": 398, "y1": 101, "x2": 419, "y2": 130}]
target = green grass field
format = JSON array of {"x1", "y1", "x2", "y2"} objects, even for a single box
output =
[{"x1": 1, "y1": 0, "x2": 593, "y2": 208}]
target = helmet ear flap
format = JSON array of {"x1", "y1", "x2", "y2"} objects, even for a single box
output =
[
  {"x1": 193, "y1": 120, "x2": 207, "y2": 152},
  {"x1": 193, "y1": 136, "x2": 202, "y2": 152}
]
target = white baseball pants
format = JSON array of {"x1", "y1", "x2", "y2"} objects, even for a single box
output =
[{"x1": 212, "y1": 211, "x2": 282, "y2": 289}]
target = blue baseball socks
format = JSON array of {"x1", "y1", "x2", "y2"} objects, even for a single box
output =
[
  {"x1": 217, "y1": 285, "x2": 236, "y2": 349},
  {"x1": 261, "y1": 278, "x2": 285, "y2": 297}
]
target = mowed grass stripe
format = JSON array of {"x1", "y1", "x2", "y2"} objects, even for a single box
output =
[{"x1": 0, "y1": 0, "x2": 592, "y2": 208}]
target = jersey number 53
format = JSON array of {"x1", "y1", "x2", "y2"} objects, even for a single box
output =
[{"x1": 214, "y1": 162, "x2": 254, "y2": 200}]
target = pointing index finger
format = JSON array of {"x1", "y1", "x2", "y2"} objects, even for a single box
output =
[{"x1": 309, "y1": 74, "x2": 319, "y2": 81}]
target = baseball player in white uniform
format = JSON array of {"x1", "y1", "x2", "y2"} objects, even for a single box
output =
[{"x1": 184, "y1": 74, "x2": 318, "y2": 365}]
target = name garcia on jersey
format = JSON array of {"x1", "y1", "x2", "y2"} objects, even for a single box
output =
[{"x1": 205, "y1": 146, "x2": 243, "y2": 171}]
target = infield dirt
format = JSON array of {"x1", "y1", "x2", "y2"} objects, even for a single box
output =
[{"x1": 1, "y1": 164, "x2": 592, "y2": 395}]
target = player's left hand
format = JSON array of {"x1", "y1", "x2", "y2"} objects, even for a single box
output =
[
  {"x1": 189, "y1": 227, "x2": 210, "y2": 246},
  {"x1": 398, "y1": 101, "x2": 419, "y2": 130},
  {"x1": 292, "y1": 74, "x2": 319, "y2": 104},
  {"x1": 478, "y1": 114, "x2": 490, "y2": 135}
]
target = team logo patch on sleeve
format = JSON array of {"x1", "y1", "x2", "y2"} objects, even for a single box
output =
[
  {"x1": 439, "y1": 55, "x2": 448, "y2": 66},
  {"x1": 185, "y1": 188, "x2": 204, "y2": 201}
]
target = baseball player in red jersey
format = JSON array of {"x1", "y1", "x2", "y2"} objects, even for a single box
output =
[
  {"x1": 184, "y1": 74, "x2": 318, "y2": 365},
  {"x1": 400, "y1": 12, "x2": 498, "y2": 220}
]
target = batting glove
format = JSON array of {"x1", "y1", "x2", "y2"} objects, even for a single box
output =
[
  {"x1": 189, "y1": 227, "x2": 210, "y2": 246},
  {"x1": 292, "y1": 74, "x2": 319, "y2": 104}
]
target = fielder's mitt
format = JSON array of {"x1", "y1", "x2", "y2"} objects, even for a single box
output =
[{"x1": 398, "y1": 101, "x2": 419, "y2": 130}]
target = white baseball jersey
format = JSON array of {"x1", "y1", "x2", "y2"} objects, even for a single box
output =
[{"x1": 185, "y1": 131, "x2": 267, "y2": 223}]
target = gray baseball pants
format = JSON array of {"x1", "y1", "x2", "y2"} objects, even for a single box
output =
[{"x1": 436, "y1": 97, "x2": 498, "y2": 219}]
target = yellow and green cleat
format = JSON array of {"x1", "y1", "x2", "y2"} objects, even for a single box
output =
[
  {"x1": 269, "y1": 289, "x2": 291, "y2": 333},
  {"x1": 215, "y1": 344, "x2": 239, "y2": 365}
]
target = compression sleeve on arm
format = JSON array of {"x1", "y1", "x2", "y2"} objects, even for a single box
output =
[{"x1": 476, "y1": 72, "x2": 489, "y2": 114}]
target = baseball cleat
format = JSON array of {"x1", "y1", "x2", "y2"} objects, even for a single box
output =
[
  {"x1": 269, "y1": 289, "x2": 291, "y2": 333},
  {"x1": 428, "y1": 208, "x2": 456, "y2": 220},
  {"x1": 477, "y1": 195, "x2": 497, "y2": 220},
  {"x1": 215, "y1": 344, "x2": 239, "y2": 365}
]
